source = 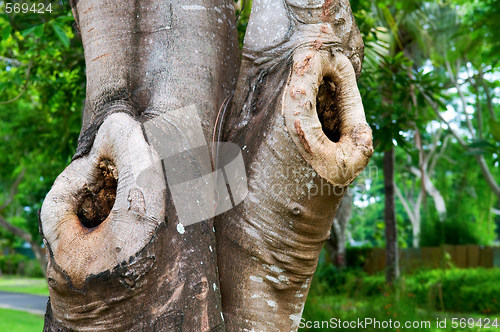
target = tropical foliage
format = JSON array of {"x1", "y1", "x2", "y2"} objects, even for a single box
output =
[{"x1": 0, "y1": 0, "x2": 498, "y2": 291}]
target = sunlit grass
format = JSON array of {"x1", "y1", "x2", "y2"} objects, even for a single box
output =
[
  {"x1": 300, "y1": 292, "x2": 494, "y2": 331},
  {"x1": 0, "y1": 308, "x2": 44, "y2": 332},
  {"x1": 299, "y1": 266, "x2": 500, "y2": 332},
  {"x1": 0, "y1": 277, "x2": 48, "y2": 296}
]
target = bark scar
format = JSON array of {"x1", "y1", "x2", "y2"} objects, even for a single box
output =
[
  {"x1": 294, "y1": 120, "x2": 312, "y2": 154},
  {"x1": 128, "y1": 188, "x2": 146, "y2": 215},
  {"x1": 319, "y1": 24, "x2": 331, "y2": 34},
  {"x1": 290, "y1": 87, "x2": 306, "y2": 98},
  {"x1": 313, "y1": 40, "x2": 323, "y2": 51},
  {"x1": 321, "y1": 0, "x2": 335, "y2": 22},
  {"x1": 119, "y1": 255, "x2": 155, "y2": 289},
  {"x1": 92, "y1": 53, "x2": 111, "y2": 62},
  {"x1": 294, "y1": 53, "x2": 315, "y2": 76}
]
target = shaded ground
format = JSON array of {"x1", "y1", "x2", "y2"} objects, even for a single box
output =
[{"x1": 0, "y1": 291, "x2": 47, "y2": 315}]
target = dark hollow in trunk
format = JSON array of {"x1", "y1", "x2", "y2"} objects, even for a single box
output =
[{"x1": 76, "y1": 159, "x2": 118, "y2": 229}]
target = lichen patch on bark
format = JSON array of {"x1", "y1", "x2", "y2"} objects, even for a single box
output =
[
  {"x1": 293, "y1": 53, "x2": 315, "y2": 76},
  {"x1": 294, "y1": 120, "x2": 312, "y2": 154}
]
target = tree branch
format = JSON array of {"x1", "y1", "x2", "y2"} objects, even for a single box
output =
[
  {"x1": 414, "y1": 128, "x2": 426, "y2": 205},
  {"x1": 0, "y1": 56, "x2": 26, "y2": 67},
  {"x1": 423, "y1": 127, "x2": 443, "y2": 167},
  {"x1": 423, "y1": 92, "x2": 467, "y2": 148},
  {"x1": 492, "y1": 208, "x2": 500, "y2": 216},
  {"x1": 395, "y1": 184, "x2": 416, "y2": 227},
  {"x1": 446, "y1": 60, "x2": 476, "y2": 138},
  {"x1": 0, "y1": 214, "x2": 32, "y2": 243},
  {"x1": 425, "y1": 92, "x2": 500, "y2": 200},
  {"x1": 410, "y1": 166, "x2": 446, "y2": 218},
  {"x1": 429, "y1": 134, "x2": 450, "y2": 175},
  {"x1": 480, "y1": 69, "x2": 496, "y2": 121},
  {"x1": 474, "y1": 154, "x2": 500, "y2": 199},
  {"x1": 0, "y1": 168, "x2": 25, "y2": 212},
  {"x1": 0, "y1": 62, "x2": 32, "y2": 105}
]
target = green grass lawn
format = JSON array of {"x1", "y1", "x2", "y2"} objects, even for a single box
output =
[
  {"x1": 299, "y1": 266, "x2": 500, "y2": 332},
  {"x1": 299, "y1": 293, "x2": 496, "y2": 331},
  {"x1": 0, "y1": 277, "x2": 49, "y2": 296},
  {"x1": 0, "y1": 308, "x2": 44, "y2": 331}
]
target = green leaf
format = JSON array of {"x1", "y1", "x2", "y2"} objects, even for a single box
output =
[
  {"x1": 34, "y1": 24, "x2": 45, "y2": 38},
  {"x1": 52, "y1": 24, "x2": 69, "y2": 48},
  {"x1": 21, "y1": 26, "x2": 36, "y2": 38},
  {"x1": 468, "y1": 139, "x2": 497, "y2": 151},
  {"x1": 464, "y1": 150, "x2": 488, "y2": 156},
  {"x1": 379, "y1": 5, "x2": 403, "y2": 51},
  {"x1": 53, "y1": 15, "x2": 75, "y2": 23},
  {"x1": 1, "y1": 25, "x2": 11, "y2": 41},
  {"x1": 488, "y1": 118, "x2": 500, "y2": 143}
]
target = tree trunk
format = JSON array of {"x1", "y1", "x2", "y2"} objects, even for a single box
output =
[
  {"x1": 384, "y1": 147, "x2": 399, "y2": 284},
  {"x1": 215, "y1": 1, "x2": 372, "y2": 330},
  {"x1": 40, "y1": 0, "x2": 371, "y2": 331},
  {"x1": 395, "y1": 184, "x2": 421, "y2": 248},
  {"x1": 40, "y1": 0, "x2": 238, "y2": 330},
  {"x1": 325, "y1": 189, "x2": 353, "y2": 268}
]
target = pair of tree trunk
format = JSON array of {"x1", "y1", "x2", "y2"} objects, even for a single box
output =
[{"x1": 40, "y1": 0, "x2": 372, "y2": 330}]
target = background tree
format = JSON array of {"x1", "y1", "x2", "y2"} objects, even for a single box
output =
[{"x1": 0, "y1": 12, "x2": 85, "y2": 275}]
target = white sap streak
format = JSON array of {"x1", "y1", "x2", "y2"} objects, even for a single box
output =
[
  {"x1": 182, "y1": 5, "x2": 207, "y2": 10},
  {"x1": 249, "y1": 275, "x2": 263, "y2": 283},
  {"x1": 266, "y1": 300, "x2": 277, "y2": 308},
  {"x1": 265, "y1": 275, "x2": 281, "y2": 284}
]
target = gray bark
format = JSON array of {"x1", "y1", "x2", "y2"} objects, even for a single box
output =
[
  {"x1": 215, "y1": 0, "x2": 372, "y2": 330},
  {"x1": 41, "y1": 0, "x2": 238, "y2": 330}
]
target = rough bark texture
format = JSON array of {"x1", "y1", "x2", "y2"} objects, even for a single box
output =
[
  {"x1": 41, "y1": 0, "x2": 238, "y2": 330},
  {"x1": 215, "y1": 0, "x2": 372, "y2": 331},
  {"x1": 325, "y1": 189, "x2": 353, "y2": 268}
]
